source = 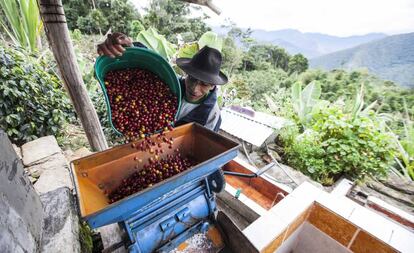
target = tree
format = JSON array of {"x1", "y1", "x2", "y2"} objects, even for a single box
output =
[
  {"x1": 142, "y1": 0, "x2": 210, "y2": 43},
  {"x1": 63, "y1": 0, "x2": 139, "y2": 34},
  {"x1": 77, "y1": 9, "x2": 108, "y2": 34},
  {"x1": 288, "y1": 54, "x2": 308, "y2": 74},
  {"x1": 221, "y1": 36, "x2": 243, "y2": 77},
  {"x1": 269, "y1": 46, "x2": 290, "y2": 71},
  {"x1": 223, "y1": 20, "x2": 253, "y2": 50},
  {"x1": 239, "y1": 69, "x2": 288, "y2": 102},
  {"x1": 239, "y1": 44, "x2": 291, "y2": 72},
  {"x1": 100, "y1": 0, "x2": 139, "y2": 34},
  {"x1": 62, "y1": 0, "x2": 90, "y2": 31}
]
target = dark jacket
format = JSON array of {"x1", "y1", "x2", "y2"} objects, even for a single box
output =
[{"x1": 175, "y1": 78, "x2": 222, "y2": 132}]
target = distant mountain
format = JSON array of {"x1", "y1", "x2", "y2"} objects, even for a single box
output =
[
  {"x1": 212, "y1": 27, "x2": 386, "y2": 58},
  {"x1": 310, "y1": 33, "x2": 414, "y2": 87}
]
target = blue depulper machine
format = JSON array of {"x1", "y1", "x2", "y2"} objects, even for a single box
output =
[{"x1": 71, "y1": 123, "x2": 240, "y2": 253}]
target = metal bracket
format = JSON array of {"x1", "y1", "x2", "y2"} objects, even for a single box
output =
[
  {"x1": 160, "y1": 217, "x2": 176, "y2": 241},
  {"x1": 175, "y1": 207, "x2": 190, "y2": 222}
]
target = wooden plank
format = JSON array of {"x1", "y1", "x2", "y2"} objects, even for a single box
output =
[{"x1": 38, "y1": 0, "x2": 108, "y2": 151}]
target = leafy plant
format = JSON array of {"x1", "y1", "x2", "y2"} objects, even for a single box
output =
[
  {"x1": 177, "y1": 42, "x2": 199, "y2": 58},
  {"x1": 390, "y1": 99, "x2": 414, "y2": 180},
  {"x1": 264, "y1": 88, "x2": 295, "y2": 118},
  {"x1": 291, "y1": 81, "x2": 329, "y2": 126},
  {"x1": 0, "y1": 45, "x2": 73, "y2": 145},
  {"x1": 135, "y1": 27, "x2": 176, "y2": 62},
  {"x1": 129, "y1": 20, "x2": 145, "y2": 38},
  {"x1": 177, "y1": 31, "x2": 224, "y2": 59},
  {"x1": 198, "y1": 31, "x2": 223, "y2": 52},
  {"x1": 0, "y1": 0, "x2": 42, "y2": 52},
  {"x1": 281, "y1": 106, "x2": 396, "y2": 185}
]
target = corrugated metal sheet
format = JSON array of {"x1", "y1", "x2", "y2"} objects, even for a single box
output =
[{"x1": 220, "y1": 107, "x2": 288, "y2": 147}]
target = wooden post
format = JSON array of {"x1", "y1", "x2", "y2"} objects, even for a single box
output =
[{"x1": 38, "y1": 0, "x2": 108, "y2": 151}]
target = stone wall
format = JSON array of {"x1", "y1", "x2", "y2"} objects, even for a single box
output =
[
  {"x1": 0, "y1": 130, "x2": 80, "y2": 252},
  {"x1": 0, "y1": 130, "x2": 43, "y2": 252}
]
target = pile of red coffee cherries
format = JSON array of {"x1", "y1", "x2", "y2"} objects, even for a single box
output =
[
  {"x1": 107, "y1": 131, "x2": 195, "y2": 203},
  {"x1": 104, "y1": 68, "x2": 178, "y2": 139}
]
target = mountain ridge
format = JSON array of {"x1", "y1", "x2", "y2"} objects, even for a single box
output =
[
  {"x1": 310, "y1": 32, "x2": 414, "y2": 87},
  {"x1": 212, "y1": 27, "x2": 387, "y2": 58}
]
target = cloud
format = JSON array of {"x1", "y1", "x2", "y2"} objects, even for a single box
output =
[
  {"x1": 131, "y1": 0, "x2": 414, "y2": 36},
  {"x1": 203, "y1": 0, "x2": 414, "y2": 36}
]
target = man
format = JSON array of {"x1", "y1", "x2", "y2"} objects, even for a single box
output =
[{"x1": 97, "y1": 32, "x2": 228, "y2": 132}]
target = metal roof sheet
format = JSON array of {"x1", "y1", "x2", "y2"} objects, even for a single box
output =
[{"x1": 220, "y1": 107, "x2": 288, "y2": 147}]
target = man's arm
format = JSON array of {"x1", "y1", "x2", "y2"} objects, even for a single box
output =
[{"x1": 97, "y1": 32, "x2": 133, "y2": 58}]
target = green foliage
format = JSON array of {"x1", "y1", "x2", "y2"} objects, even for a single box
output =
[
  {"x1": 71, "y1": 29, "x2": 82, "y2": 41},
  {"x1": 288, "y1": 54, "x2": 308, "y2": 74},
  {"x1": 264, "y1": 89, "x2": 295, "y2": 118},
  {"x1": 104, "y1": 0, "x2": 139, "y2": 33},
  {"x1": 291, "y1": 81, "x2": 329, "y2": 126},
  {"x1": 0, "y1": 0, "x2": 42, "y2": 52},
  {"x1": 142, "y1": 0, "x2": 210, "y2": 43},
  {"x1": 77, "y1": 9, "x2": 109, "y2": 34},
  {"x1": 228, "y1": 69, "x2": 288, "y2": 103},
  {"x1": 177, "y1": 42, "x2": 199, "y2": 58},
  {"x1": 282, "y1": 106, "x2": 396, "y2": 185},
  {"x1": 198, "y1": 31, "x2": 223, "y2": 52},
  {"x1": 129, "y1": 20, "x2": 145, "y2": 38},
  {"x1": 135, "y1": 27, "x2": 176, "y2": 62},
  {"x1": 297, "y1": 69, "x2": 414, "y2": 120},
  {"x1": 62, "y1": 0, "x2": 90, "y2": 31},
  {"x1": 226, "y1": 78, "x2": 251, "y2": 100},
  {"x1": 390, "y1": 100, "x2": 414, "y2": 180},
  {"x1": 176, "y1": 31, "x2": 223, "y2": 59},
  {"x1": 63, "y1": 0, "x2": 139, "y2": 34},
  {"x1": 0, "y1": 45, "x2": 73, "y2": 145},
  {"x1": 241, "y1": 44, "x2": 290, "y2": 72},
  {"x1": 221, "y1": 36, "x2": 243, "y2": 77}
]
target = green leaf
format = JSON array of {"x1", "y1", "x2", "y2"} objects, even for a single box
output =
[
  {"x1": 0, "y1": 0, "x2": 42, "y2": 51},
  {"x1": 136, "y1": 28, "x2": 176, "y2": 62},
  {"x1": 177, "y1": 42, "x2": 199, "y2": 58},
  {"x1": 198, "y1": 31, "x2": 223, "y2": 52},
  {"x1": 291, "y1": 81, "x2": 302, "y2": 114}
]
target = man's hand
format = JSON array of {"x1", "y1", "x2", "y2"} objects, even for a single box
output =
[{"x1": 97, "y1": 32, "x2": 133, "y2": 58}]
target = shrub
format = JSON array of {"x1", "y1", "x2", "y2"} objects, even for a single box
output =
[
  {"x1": 0, "y1": 45, "x2": 73, "y2": 144},
  {"x1": 281, "y1": 106, "x2": 396, "y2": 185}
]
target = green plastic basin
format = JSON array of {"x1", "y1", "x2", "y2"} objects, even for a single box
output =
[{"x1": 94, "y1": 47, "x2": 182, "y2": 136}]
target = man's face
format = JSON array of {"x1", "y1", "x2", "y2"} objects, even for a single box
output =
[{"x1": 184, "y1": 75, "x2": 215, "y2": 102}]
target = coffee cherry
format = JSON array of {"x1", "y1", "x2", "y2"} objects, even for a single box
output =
[
  {"x1": 107, "y1": 152, "x2": 194, "y2": 204},
  {"x1": 104, "y1": 68, "x2": 178, "y2": 139}
]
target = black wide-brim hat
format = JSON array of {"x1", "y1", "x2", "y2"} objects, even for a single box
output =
[{"x1": 176, "y1": 46, "x2": 228, "y2": 85}]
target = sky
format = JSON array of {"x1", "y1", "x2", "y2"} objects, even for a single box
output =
[{"x1": 131, "y1": 0, "x2": 414, "y2": 37}]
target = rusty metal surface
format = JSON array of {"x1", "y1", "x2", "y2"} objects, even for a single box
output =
[
  {"x1": 71, "y1": 123, "x2": 239, "y2": 218},
  {"x1": 223, "y1": 160, "x2": 288, "y2": 210}
]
